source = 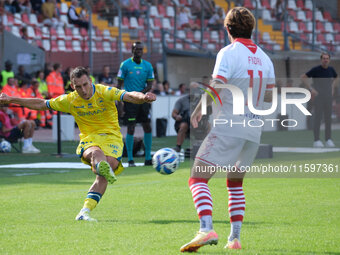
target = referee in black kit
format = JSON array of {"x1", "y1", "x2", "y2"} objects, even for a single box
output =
[{"x1": 301, "y1": 52, "x2": 339, "y2": 148}]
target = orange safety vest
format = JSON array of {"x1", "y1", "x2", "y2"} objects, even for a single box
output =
[{"x1": 46, "y1": 71, "x2": 65, "y2": 98}]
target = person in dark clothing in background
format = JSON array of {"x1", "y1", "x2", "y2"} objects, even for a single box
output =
[{"x1": 301, "y1": 52, "x2": 339, "y2": 148}]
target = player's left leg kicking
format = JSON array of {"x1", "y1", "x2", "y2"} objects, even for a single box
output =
[{"x1": 75, "y1": 146, "x2": 118, "y2": 222}]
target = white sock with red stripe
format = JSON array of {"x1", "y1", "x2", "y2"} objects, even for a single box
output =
[
  {"x1": 227, "y1": 179, "x2": 245, "y2": 241},
  {"x1": 189, "y1": 177, "x2": 213, "y2": 232}
]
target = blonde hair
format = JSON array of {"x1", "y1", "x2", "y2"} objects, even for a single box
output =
[{"x1": 224, "y1": 7, "x2": 255, "y2": 39}]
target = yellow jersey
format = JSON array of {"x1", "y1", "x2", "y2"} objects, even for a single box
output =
[{"x1": 46, "y1": 84, "x2": 126, "y2": 140}]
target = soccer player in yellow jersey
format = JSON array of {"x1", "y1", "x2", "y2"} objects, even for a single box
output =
[{"x1": 0, "y1": 66, "x2": 156, "y2": 221}]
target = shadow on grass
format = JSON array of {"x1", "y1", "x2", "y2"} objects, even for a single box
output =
[
  {"x1": 100, "y1": 219, "x2": 267, "y2": 226},
  {"x1": 258, "y1": 249, "x2": 340, "y2": 255}
]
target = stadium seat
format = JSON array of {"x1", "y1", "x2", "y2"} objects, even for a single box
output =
[
  {"x1": 103, "y1": 29, "x2": 113, "y2": 41},
  {"x1": 150, "y1": 6, "x2": 159, "y2": 17},
  {"x1": 177, "y1": 30, "x2": 186, "y2": 39},
  {"x1": 193, "y1": 31, "x2": 201, "y2": 43},
  {"x1": 72, "y1": 40, "x2": 82, "y2": 51},
  {"x1": 210, "y1": 31, "x2": 219, "y2": 42},
  {"x1": 166, "y1": 6, "x2": 175, "y2": 18},
  {"x1": 57, "y1": 40, "x2": 66, "y2": 51},
  {"x1": 316, "y1": 34, "x2": 326, "y2": 44},
  {"x1": 262, "y1": 32, "x2": 273, "y2": 44},
  {"x1": 323, "y1": 11, "x2": 333, "y2": 22},
  {"x1": 335, "y1": 34, "x2": 340, "y2": 42},
  {"x1": 121, "y1": 42, "x2": 129, "y2": 53},
  {"x1": 158, "y1": 5, "x2": 166, "y2": 17},
  {"x1": 324, "y1": 22, "x2": 334, "y2": 34},
  {"x1": 80, "y1": 28, "x2": 88, "y2": 38},
  {"x1": 35, "y1": 39, "x2": 43, "y2": 48},
  {"x1": 325, "y1": 33, "x2": 334, "y2": 43},
  {"x1": 29, "y1": 14, "x2": 39, "y2": 26},
  {"x1": 305, "y1": 21, "x2": 313, "y2": 33},
  {"x1": 315, "y1": 11, "x2": 324, "y2": 21},
  {"x1": 64, "y1": 27, "x2": 72, "y2": 40},
  {"x1": 287, "y1": 0, "x2": 297, "y2": 10},
  {"x1": 138, "y1": 30, "x2": 147, "y2": 41},
  {"x1": 130, "y1": 17, "x2": 140, "y2": 29},
  {"x1": 49, "y1": 27, "x2": 58, "y2": 40},
  {"x1": 186, "y1": 31, "x2": 194, "y2": 41},
  {"x1": 288, "y1": 21, "x2": 299, "y2": 33},
  {"x1": 184, "y1": 42, "x2": 191, "y2": 50},
  {"x1": 167, "y1": 42, "x2": 174, "y2": 48},
  {"x1": 27, "y1": 26, "x2": 36, "y2": 39},
  {"x1": 299, "y1": 33, "x2": 309, "y2": 42},
  {"x1": 60, "y1": 3, "x2": 68, "y2": 15},
  {"x1": 72, "y1": 27, "x2": 82, "y2": 40},
  {"x1": 333, "y1": 23, "x2": 340, "y2": 33},
  {"x1": 111, "y1": 41, "x2": 117, "y2": 52},
  {"x1": 207, "y1": 43, "x2": 216, "y2": 51},
  {"x1": 153, "y1": 18, "x2": 162, "y2": 29},
  {"x1": 288, "y1": 10, "x2": 297, "y2": 21},
  {"x1": 122, "y1": 17, "x2": 130, "y2": 29},
  {"x1": 138, "y1": 18, "x2": 145, "y2": 28},
  {"x1": 244, "y1": 0, "x2": 254, "y2": 9},
  {"x1": 42, "y1": 26, "x2": 50, "y2": 39},
  {"x1": 51, "y1": 40, "x2": 58, "y2": 51},
  {"x1": 175, "y1": 42, "x2": 183, "y2": 50},
  {"x1": 42, "y1": 39, "x2": 50, "y2": 51},
  {"x1": 262, "y1": 9, "x2": 272, "y2": 21},
  {"x1": 316, "y1": 21, "x2": 326, "y2": 33},
  {"x1": 60, "y1": 15, "x2": 69, "y2": 26},
  {"x1": 153, "y1": 30, "x2": 161, "y2": 41},
  {"x1": 34, "y1": 27, "x2": 42, "y2": 38},
  {"x1": 94, "y1": 41, "x2": 102, "y2": 52},
  {"x1": 296, "y1": 10, "x2": 306, "y2": 22},
  {"x1": 95, "y1": 28, "x2": 103, "y2": 38},
  {"x1": 14, "y1": 13, "x2": 22, "y2": 26},
  {"x1": 3, "y1": 15, "x2": 11, "y2": 26},
  {"x1": 89, "y1": 41, "x2": 97, "y2": 52},
  {"x1": 22, "y1": 13, "x2": 29, "y2": 24},
  {"x1": 81, "y1": 41, "x2": 89, "y2": 52},
  {"x1": 57, "y1": 26, "x2": 65, "y2": 39},
  {"x1": 304, "y1": 0, "x2": 313, "y2": 11},
  {"x1": 298, "y1": 21, "x2": 311, "y2": 33},
  {"x1": 262, "y1": 0, "x2": 271, "y2": 9},
  {"x1": 162, "y1": 18, "x2": 172, "y2": 30},
  {"x1": 305, "y1": 10, "x2": 312, "y2": 20},
  {"x1": 11, "y1": 26, "x2": 21, "y2": 37},
  {"x1": 296, "y1": 0, "x2": 304, "y2": 9},
  {"x1": 65, "y1": 40, "x2": 73, "y2": 51},
  {"x1": 103, "y1": 41, "x2": 111, "y2": 52}
]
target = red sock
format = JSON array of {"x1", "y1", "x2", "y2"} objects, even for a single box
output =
[
  {"x1": 227, "y1": 179, "x2": 245, "y2": 222},
  {"x1": 189, "y1": 177, "x2": 212, "y2": 218}
]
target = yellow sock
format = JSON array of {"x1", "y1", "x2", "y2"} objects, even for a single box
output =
[
  {"x1": 83, "y1": 192, "x2": 102, "y2": 211},
  {"x1": 83, "y1": 198, "x2": 98, "y2": 211}
]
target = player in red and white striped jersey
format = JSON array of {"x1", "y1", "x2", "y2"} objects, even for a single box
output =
[{"x1": 180, "y1": 7, "x2": 275, "y2": 253}]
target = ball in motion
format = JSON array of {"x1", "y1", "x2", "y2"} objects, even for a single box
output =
[
  {"x1": 0, "y1": 140, "x2": 11, "y2": 153},
  {"x1": 152, "y1": 148, "x2": 179, "y2": 175}
]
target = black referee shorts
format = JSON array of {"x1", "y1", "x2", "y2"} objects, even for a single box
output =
[{"x1": 124, "y1": 102, "x2": 151, "y2": 125}]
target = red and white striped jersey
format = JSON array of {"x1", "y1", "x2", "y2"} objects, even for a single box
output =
[{"x1": 211, "y1": 38, "x2": 275, "y2": 143}]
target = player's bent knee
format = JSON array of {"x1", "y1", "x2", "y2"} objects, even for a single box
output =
[{"x1": 106, "y1": 156, "x2": 119, "y2": 170}]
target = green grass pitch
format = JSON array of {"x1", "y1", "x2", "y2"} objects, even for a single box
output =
[{"x1": 0, "y1": 130, "x2": 339, "y2": 254}]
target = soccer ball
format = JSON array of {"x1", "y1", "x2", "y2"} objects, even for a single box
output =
[
  {"x1": 0, "y1": 140, "x2": 11, "y2": 153},
  {"x1": 152, "y1": 148, "x2": 180, "y2": 175}
]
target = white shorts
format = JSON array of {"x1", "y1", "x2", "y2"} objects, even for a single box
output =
[{"x1": 195, "y1": 133, "x2": 259, "y2": 169}]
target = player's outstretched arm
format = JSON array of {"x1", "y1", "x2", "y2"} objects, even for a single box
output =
[
  {"x1": 123, "y1": 91, "x2": 156, "y2": 104},
  {"x1": 0, "y1": 93, "x2": 49, "y2": 111}
]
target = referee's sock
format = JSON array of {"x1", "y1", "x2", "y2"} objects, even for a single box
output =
[
  {"x1": 126, "y1": 134, "x2": 134, "y2": 161},
  {"x1": 144, "y1": 132, "x2": 152, "y2": 160}
]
